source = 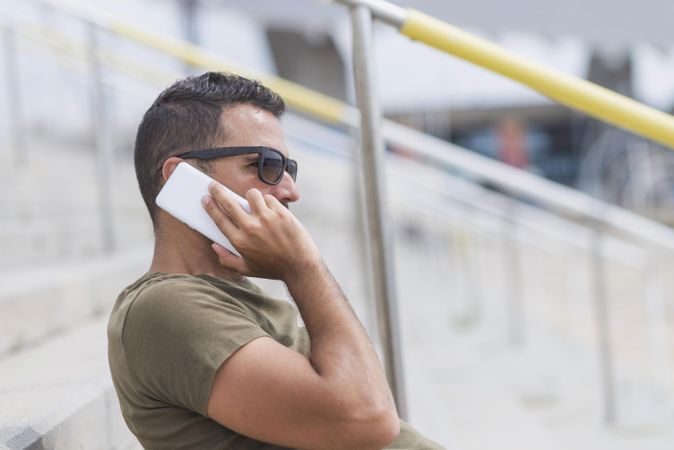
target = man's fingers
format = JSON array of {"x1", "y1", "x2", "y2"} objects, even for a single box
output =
[
  {"x1": 245, "y1": 188, "x2": 267, "y2": 215},
  {"x1": 263, "y1": 193, "x2": 280, "y2": 209},
  {"x1": 208, "y1": 182, "x2": 249, "y2": 225},
  {"x1": 202, "y1": 195, "x2": 238, "y2": 237}
]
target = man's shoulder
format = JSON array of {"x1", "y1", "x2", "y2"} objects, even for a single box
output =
[
  {"x1": 109, "y1": 273, "x2": 244, "y2": 342},
  {"x1": 122, "y1": 272, "x2": 236, "y2": 305},
  {"x1": 110, "y1": 272, "x2": 267, "y2": 363},
  {"x1": 134, "y1": 272, "x2": 219, "y2": 293},
  {"x1": 125, "y1": 273, "x2": 252, "y2": 318}
]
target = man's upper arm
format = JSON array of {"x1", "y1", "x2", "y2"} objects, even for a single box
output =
[
  {"x1": 207, "y1": 336, "x2": 389, "y2": 450},
  {"x1": 122, "y1": 280, "x2": 269, "y2": 415}
]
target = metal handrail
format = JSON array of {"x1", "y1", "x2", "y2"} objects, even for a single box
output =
[
  {"x1": 349, "y1": 5, "x2": 406, "y2": 415},
  {"x1": 283, "y1": 114, "x2": 648, "y2": 269},
  {"x1": 331, "y1": 0, "x2": 674, "y2": 150},
  {"x1": 383, "y1": 121, "x2": 674, "y2": 252}
]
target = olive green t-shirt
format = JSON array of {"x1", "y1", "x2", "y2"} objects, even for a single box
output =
[{"x1": 107, "y1": 272, "x2": 444, "y2": 449}]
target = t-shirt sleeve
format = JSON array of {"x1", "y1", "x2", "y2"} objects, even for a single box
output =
[
  {"x1": 385, "y1": 420, "x2": 446, "y2": 449},
  {"x1": 121, "y1": 279, "x2": 269, "y2": 416}
]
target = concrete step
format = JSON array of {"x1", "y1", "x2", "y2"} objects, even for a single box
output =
[
  {"x1": 0, "y1": 246, "x2": 151, "y2": 357},
  {"x1": 0, "y1": 318, "x2": 141, "y2": 450},
  {"x1": 0, "y1": 219, "x2": 152, "y2": 270},
  {"x1": 0, "y1": 165, "x2": 142, "y2": 219},
  {"x1": 0, "y1": 147, "x2": 152, "y2": 268}
]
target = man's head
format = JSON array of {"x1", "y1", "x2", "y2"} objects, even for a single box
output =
[{"x1": 134, "y1": 72, "x2": 296, "y2": 227}]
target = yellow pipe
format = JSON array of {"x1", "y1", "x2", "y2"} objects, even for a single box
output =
[
  {"x1": 29, "y1": 0, "x2": 353, "y2": 125},
  {"x1": 401, "y1": 9, "x2": 674, "y2": 150},
  {"x1": 109, "y1": 22, "x2": 352, "y2": 126},
  {"x1": 16, "y1": 23, "x2": 178, "y2": 87}
]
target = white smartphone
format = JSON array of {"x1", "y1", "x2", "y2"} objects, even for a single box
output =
[{"x1": 155, "y1": 162, "x2": 251, "y2": 257}]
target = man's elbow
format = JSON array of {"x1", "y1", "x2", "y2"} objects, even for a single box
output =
[
  {"x1": 338, "y1": 400, "x2": 400, "y2": 450},
  {"x1": 370, "y1": 407, "x2": 401, "y2": 448}
]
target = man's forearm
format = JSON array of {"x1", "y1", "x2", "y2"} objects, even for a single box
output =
[{"x1": 284, "y1": 260, "x2": 397, "y2": 418}]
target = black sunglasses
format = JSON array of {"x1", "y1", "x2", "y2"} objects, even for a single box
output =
[{"x1": 177, "y1": 146, "x2": 298, "y2": 185}]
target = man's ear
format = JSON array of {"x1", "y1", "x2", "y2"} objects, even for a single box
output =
[{"x1": 161, "y1": 157, "x2": 184, "y2": 182}]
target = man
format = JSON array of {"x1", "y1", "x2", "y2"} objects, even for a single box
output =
[{"x1": 108, "y1": 72, "x2": 444, "y2": 449}]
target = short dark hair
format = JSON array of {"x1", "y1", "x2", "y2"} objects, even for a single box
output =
[{"x1": 134, "y1": 72, "x2": 285, "y2": 224}]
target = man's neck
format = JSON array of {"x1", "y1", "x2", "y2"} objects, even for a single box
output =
[{"x1": 149, "y1": 220, "x2": 245, "y2": 283}]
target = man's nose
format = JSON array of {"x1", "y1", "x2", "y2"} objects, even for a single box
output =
[{"x1": 272, "y1": 171, "x2": 300, "y2": 205}]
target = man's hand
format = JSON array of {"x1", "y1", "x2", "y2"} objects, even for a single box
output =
[{"x1": 202, "y1": 182, "x2": 321, "y2": 281}]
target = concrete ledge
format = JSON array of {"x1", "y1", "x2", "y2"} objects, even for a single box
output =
[
  {"x1": 0, "y1": 319, "x2": 140, "y2": 450},
  {"x1": 0, "y1": 247, "x2": 151, "y2": 356},
  {"x1": 0, "y1": 222, "x2": 152, "y2": 270}
]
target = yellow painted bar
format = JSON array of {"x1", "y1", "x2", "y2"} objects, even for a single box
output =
[
  {"x1": 16, "y1": 23, "x2": 177, "y2": 87},
  {"x1": 109, "y1": 22, "x2": 351, "y2": 126},
  {"x1": 401, "y1": 9, "x2": 674, "y2": 149}
]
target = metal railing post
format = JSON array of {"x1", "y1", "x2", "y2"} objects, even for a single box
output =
[
  {"x1": 178, "y1": 0, "x2": 199, "y2": 45},
  {"x1": 501, "y1": 199, "x2": 525, "y2": 345},
  {"x1": 177, "y1": 0, "x2": 199, "y2": 74},
  {"x1": 590, "y1": 220, "x2": 617, "y2": 424},
  {"x1": 642, "y1": 249, "x2": 670, "y2": 407},
  {"x1": 2, "y1": 22, "x2": 26, "y2": 165},
  {"x1": 350, "y1": 4, "x2": 407, "y2": 418},
  {"x1": 87, "y1": 23, "x2": 116, "y2": 252},
  {"x1": 455, "y1": 205, "x2": 481, "y2": 325}
]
